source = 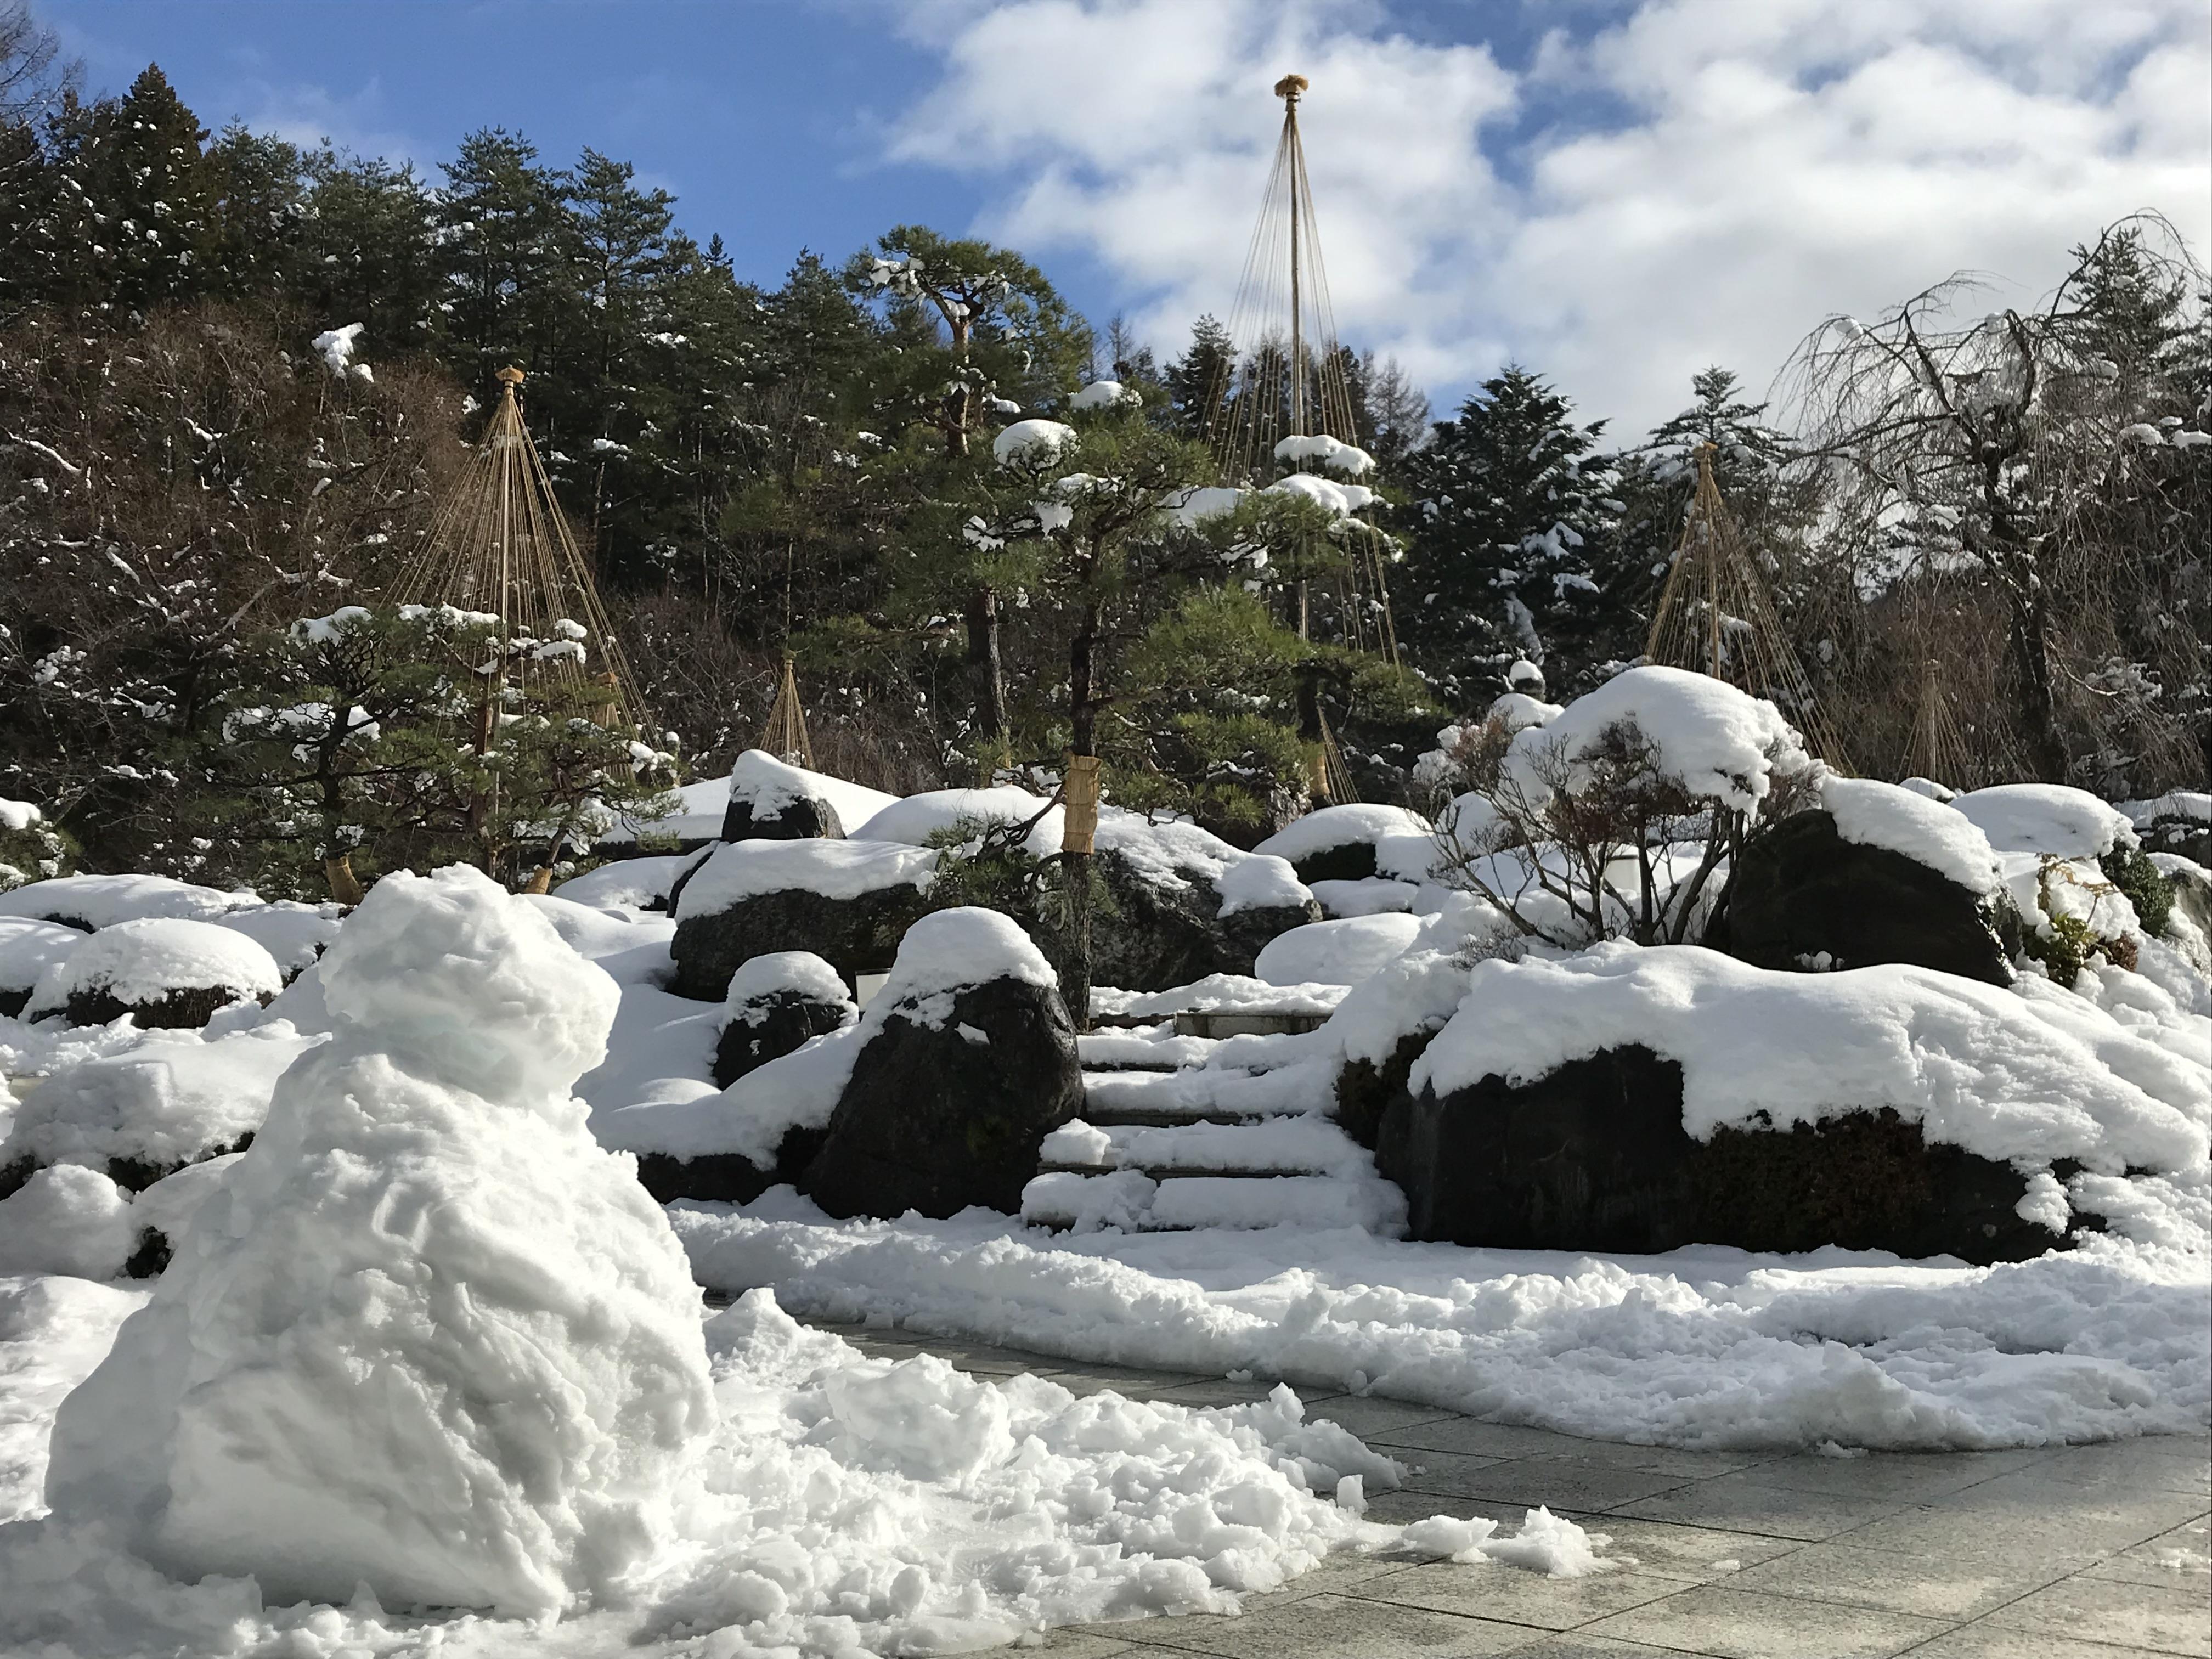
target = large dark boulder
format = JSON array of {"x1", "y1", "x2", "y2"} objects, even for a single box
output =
[
  {"x1": 634, "y1": 1127, "x2": 827, "y2": 1207},
  {"x1": 1377, "y1": 1046, "x2": 2073, "y2": 1265},
  {"x1": 1706, "y1": 810, "x2": 2018, "y2": 985},
  {"x1": 668, "y1": 840, "x2": 936, "y2": 1001},
  {"x1": 802, "y1": 911, "x2": 1084, "y2": 1221},
  {"x1": 1065, "y1": 847, "x2": 1320, "y2": 991}
]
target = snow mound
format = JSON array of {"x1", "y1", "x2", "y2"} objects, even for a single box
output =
[
  {"x1": 1093, "y1": 809, "x2": 1312, "y2": 916},
  {"x1": 1257, "y1": 803, "x2": 1434, "y2": 864},
  {"x1": 675, "y1": 838, "x2": 938, "y2": 921},
  {"x1": 1510, "y1": 665, "x2": 1813, "y2": 812},
  {"x1": 1255, "y1": 914, "x2": 1423, "y2": 987},
  {"x1": 0, "y1": 917, "x2": 82, "y2": 997},
  {"x1": 42, "y1": 865, "x2": 715, "y2": 1616},
  {"x1": 724, "y1": 950, "x2": 853, "y2": 1025},
  {"x1": 0, "y1": 1164, "x2": 137, "y2": 1279},
  {"x1": 554, "y1": 850, "x2": 702, "y2": 909},
  {"x1": 0, "y1": 874, "x2": 261, "y2": 929},
  {"x1": 993, "y1": 418, "x2": 1076, "y2": 464},
  {"x1": 24, "y1": 918, "x2": 281, "y2": 1018},
  {"x1": 1822, "y1": 776, "x2": 2001, "y2": 895},
  {"x1": 1953, "y1": 784, "x2": 2137, "y2": 860},
  {"x1": 855, "y1": 785, "x2": 1064, "y2": 857},
  {"x1": 600, "y1": 764, "x2": 898, "y2": 848},
  {"x1": 210, "y1": 901, "x2": 342, "y2": 977},
  {"x1": 1413, "y1": 943, "x2": 2207, "y2": 1175},
  {"x1": 1, "y1": 1024, "x2": 320, "y2": 1173}
]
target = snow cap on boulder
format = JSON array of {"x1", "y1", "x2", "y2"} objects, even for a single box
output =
[
  {"x1": 25, "y1": 917, "x2": 283, "y2": 1026},
  {"x1": 1951, "y1": 784, "x2": 2137, "y2": 861},
  {"x1": 43, "y1": 864, "x2": 715, "y2": 1616}
]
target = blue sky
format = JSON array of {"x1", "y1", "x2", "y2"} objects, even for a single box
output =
[{"x1": 41, "y1": 0, "x2": 2211, "y2": 435}]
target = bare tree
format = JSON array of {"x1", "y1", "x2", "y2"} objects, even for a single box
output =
[{"x1": 0, "y1": 0, "x2": 76, "y2": 125}]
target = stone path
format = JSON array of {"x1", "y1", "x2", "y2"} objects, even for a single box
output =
[{"x1": 806, "y1": 1320, "x2": 2212, "y2": 1659}]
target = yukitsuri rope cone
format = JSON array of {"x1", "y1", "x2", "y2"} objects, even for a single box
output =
[
  {"x1": 1645, "y1": 444, "x2": 1848, "y2": 770},
  {"x1": 763, "y1": 652, "x2": 813, "y2": 768},
  {"x1": 391, "y1": 367, "x2": 653, "y2": 886}
]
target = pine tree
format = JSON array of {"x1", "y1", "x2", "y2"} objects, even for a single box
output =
[
  {"x1": 1397, "y1": 365, "x2": 1626, "y2": 700},
  {"x1": 1164, "y1": 314, "x2": 1235, "y2": 443},
  {"x1": 438, "y1": 128, "x2": 577, "y2": 388}
]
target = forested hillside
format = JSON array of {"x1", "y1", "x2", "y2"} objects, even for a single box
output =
[{"x1": 2, "y1": 16, "x2": 2206, "y2": 897}]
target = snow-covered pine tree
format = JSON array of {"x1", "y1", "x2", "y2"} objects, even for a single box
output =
[{"x1": 1397, "y1": 365, "x2": 1629, "y2": 701}]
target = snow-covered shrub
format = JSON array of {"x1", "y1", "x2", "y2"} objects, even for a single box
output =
[
  {"x1": 43, "y1": 865, "x2": 716, "y2": 1615},
  {"x1": 0, "y1": 798, "x2": 73, "y2": 890},
  {"x1": 24, "y1": 917, "x2": 283, "y2": 1028},
  {"x1": 1432, "y1": 665, "x2": 1820, "y2": 948}
]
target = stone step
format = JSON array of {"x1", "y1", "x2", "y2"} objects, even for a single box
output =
[
  {"x1": 1039, "y1": 1114, "x2": 1370, "y2": 1180},
  {"x1": 1021, "y1": 1170, "x2": 1403, "y2": 1233}
]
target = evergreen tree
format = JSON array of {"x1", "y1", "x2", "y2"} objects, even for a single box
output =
[
  {"x1": 1397, "y1": 365, "x2": 1627, "y2": 701},
  {"x1": 438, "y1": 128, "x2": 577, "y2": 388},
  {"x1": 1163, "y1": 314, "x2": 1235, "y2": 443}
]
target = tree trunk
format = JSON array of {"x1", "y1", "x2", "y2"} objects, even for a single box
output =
[
  {"x1": 1064, "y1": 600, "x2": 1101, "y2": 1031},
  {"x1": 324, "y1": 853, "x2": 365, "y2": 907},
  {"x1": 2010, "y1": 582, "x2": 2069, "y2": 783},
  {"x1": 966, "y1": 585, "x2": 1006, "y2": 754},
  {"x1": 522, "y1": 865, "x2": 555, "y2": 895}
]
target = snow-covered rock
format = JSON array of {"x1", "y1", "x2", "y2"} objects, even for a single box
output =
[
  {"x1": 1822, "y1": 776, "x2": 2001, "y2": 895},
  {"x1": 1255, "y1": 913, "x2": 1424, "y2": 988},
  {"x1": 669, "y1": 839, "x2": 938, "y2": 1000},
  {"x1": 713, "y1": 949, "x2": 855, "y2": 1090},
  {"x1": 0, "y1": 916, "x2": 82, "y2": 1015},
  {"x1": 1953, "y1": 783, "x2": 2137, "y2": 860},
  {"x1": 211, "y1": 901, "x2": 342, "y2": 980},
  {"x1": 0, "y1": 874, "x2": 261, "y2": 930},
  {"x1": 718, "y1": 748, "x2": 851, "y2": 842},
  {"x1": 24, "y1": 917, "x2": 283, "y2": 1029},
  {"x1": 43, "y1": 866, "x2": 716, "y2": 1616},
  {"x1": 854, "y1": 785, "x2": 1064, "y2": 856},
  {"x1": 1257, "y1": 803, "x2": 1435, "y2": 883}
]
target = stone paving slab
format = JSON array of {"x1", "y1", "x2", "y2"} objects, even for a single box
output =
[{"x1": 801, "y1": 1321, "x2": 2211, "y2": 1659}]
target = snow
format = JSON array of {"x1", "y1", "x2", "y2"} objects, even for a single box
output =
[
  {"x1": 24, "y1": 917, "x2": 281, "y2": 1017},
  {"x1": 676, "y1": 838, "x2": 938, "y2": 919},
  {"x1": 1093, "y1": 809, "x2": 1312, "y2": 917},
  {"x1": 309, "y1": 321, "x2": 364, "y2": 375},
  {"x1": 1256, "y1": 803, "x2": 1434, "y2": 864},
  {"x1": 0, "y1": 798, "x2": 42, "y2": 833},
  {"x1": 1413, "y1": 943, "x2": 2207, "y2": 1177},
  {"x1": 0, "y1": 917, "x2": 82, "y2": 995},
  {"x1": 992, "y1": 418, "x2": 1077, "y2": 464},
  {"x1": 1273, "y1": 433, "x2": 1375, "y2": 476},
  {"x1": 669, "y1": 1194, "x2": 2209, "y2": 1454},
  {"x1": 725, "y1": 746, "x2": 838, "y2": 815},
  {"x1": 2123, "y1": 791, "x2": 2212, "y2": 828},
  {"x1": 1899, "y1": 776, "x2": 1958, "y2": 802},
  {"x1": 1821, "y1": 775, "x2": 2001, "y2": 895},
  {"x1": 1164, "y1": 483, "x2": 1249, "y2": 527},
  {"x1": 1255, "y1": 914, "x2": 1424, "y2": 987},
  {"x1": 1262, "y1": 471, "x2": 1376, "y2": 518},
  {"x1": 0, "y1": 873, "x2": 261, "y2": 929},
  {"x1": 555, "y1": 850, "x2": 703, "y2": 909},
  {"x1": 1509, "y1": 666, "x2": 1813, "y2": 812},
  {"x1": 1310, "y1": 877, "x2": 1418, "y2": 917},
  {"x1": 724, "y1": 950, "x2": 854, "y2": 1026},
  {"x1": 1, "y1": 1023, "x2": 320, "y2": 1173},
  {"x1": 854, "y1": 785, "x2": 1064, "y2": 857},
  {"x1": 1092, "y1": 975, "x2": 1349, "y2": 1021},
  {"x1": 211, "y1": 900, "x2": 342, "y2": 977},
  {"x1": 869, "y1": 905, "x2": 1057, "y2": 1029},
  {"x1": 601, "y1": 1021, "x2": 861, "y2": 1167},
  {"x1": 600, "y1": 763, "x2": 897, "y2": 848},
  {"x1": 1953, "y1": 783, "x2": 2137, "y2": 860},
  {"x1": 1069, "y1": 379, "x2": 1136, "y2": 410},
  {"x1": 0, "y1": 1165, "x2": 137, "y2": 1279},
  {"x1": 41, "y1": 866, "x2": 716, "y2": 1616}
]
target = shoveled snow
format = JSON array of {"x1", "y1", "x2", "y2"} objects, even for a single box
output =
[
  {"x1": 855, "y1": 786, "x2": 1064, "y2": 857},
  {"x1": 1412, "y1": 943, "x2": 2207, "y2": 1176},
  {"x1": 24, "y1": 918, "x2": 281, "y2": 1015},
  {"x1": 40, "y1": 866, "x2": 715, "y2": 1617},
  {"x1": 1256, "y1": 803, "x2": 1434, "y2": 864},
  {"x1": 1255, "y1": 914, "x2": 1423, "y2": 987},
  {"x1": 1822, "y1": 776, "x2": 2001, "y2": 895},
  {"x1": 1509, "y1": 666, "x2": 1813, "y2": 813},
  {"x1": 676, "y1": 838, "x2": 938, "y2": 919},
  {"x1": 1953, "y1": 784, "x2": 2137, "y2": 860}
]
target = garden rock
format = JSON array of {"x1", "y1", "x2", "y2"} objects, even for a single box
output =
[
  {"x1": 719, "y1": 749, "x2": 849, "y2": 843},
  {"x1": 1705, "y1": 809, "x2": 2018, "y2": 985},
  {"x1": 713, "y1": 951, "x2": 856, "y2": 1088},
  {"x1": 25, "y1": 917, "x2": 284, "y2": 1029},
  {"x1": 668, "y1": 839, "x2": 936, "y2": 1001}
]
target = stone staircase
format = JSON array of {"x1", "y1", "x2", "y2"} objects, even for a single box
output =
[{"x1": 1019, "y1": 1021, "x2": 1404, "y2": 1233}]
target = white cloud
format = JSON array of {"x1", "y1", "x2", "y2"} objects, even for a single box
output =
[{"x1": 886, "y1": 0, "x2": 2211, "y2": 437}]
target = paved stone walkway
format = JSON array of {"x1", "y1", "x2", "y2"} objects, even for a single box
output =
[{"x1": 807, "y1": 1321, "x2": 2212, "y2": 1659}]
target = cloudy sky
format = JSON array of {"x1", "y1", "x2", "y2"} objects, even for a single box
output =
[{"x1": 43, "y1": 0, "x2": 2211, "y2": 436}]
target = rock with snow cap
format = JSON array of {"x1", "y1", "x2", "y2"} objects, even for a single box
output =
[
  {"x1": 668, "y1": 837, "x2": 937, "y2": 1000},
  {"x1": 25, "y1": 917, "x2": 284, "y2": 1029},
  {"x1": 802, "y1": 907, "x2": 1083, "y2": 1220},
  {"x1": 711, "y1": 949, "x2": 856, "y2": 1089},
  {"x1": 1257, "y1": 802, "x2": 1436, "y2": 885},
  {"x1": 717, "y1": 748, "x2": 849, "y2": 843}
]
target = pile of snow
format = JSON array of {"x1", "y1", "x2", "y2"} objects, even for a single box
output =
[
  {"x1": 309, "y1": 321, "x2": 367, "y2": 377},
  {"x1": 0, "y1": 874, "x2": 260, "y2": 929},
  {"x1": 1068, "y1": 379, "x2": 1136, "y2": 410},
  {"x1": 1413, "y1": 942, "x2": 2207, "y2": 1179},
  {"x1": 1093, "y1": 809, "x2": 1312, "y2": 916},
  {"x1": 41, "y1": 866, "x2": 716, "y2": 1616},
  {"x1": 210, "y1": 901, "x2": 342, "y2": 977},
  {"x1": 1256, "y1": 803, "x2": 1434, "y2": 865},
  {"x1": 992, "y1": 418, "x2": 1076, "y2": 465},
  {"x1": 0, "y1": 1164, "x2": 138, "y2": 1279},
  {"x1": 1821, "y1": 776, "x2": 2001, "y2": 895},
  {"x1": 854, "y1": 785, "x2": 1064, "y2": 857},
  {"x1": 1274, "y1": 433, "x2": 1375, "y2": 476},
  {"x1": 0, "y1": 917, "x2": 82, "y2": 1003},
  {"x1": 1255, "y1": 914, "x2": 1424, "y2": 987},
  {"x1": 22, "y1": 918, "x2": 282, "y2": 1020},
  {"x1": 1953, "y1": 783, "x2": 2137, "y2": 860},
  {"x1": 0, "y1": 1023, "x2": 319, "y2": 1174},
  {"x1": 1509, "y1": 665, "x2": 1813, "y2": 812},
  {"x1": 675, "y1": 838, "x2": 938, "y2": 921}
]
